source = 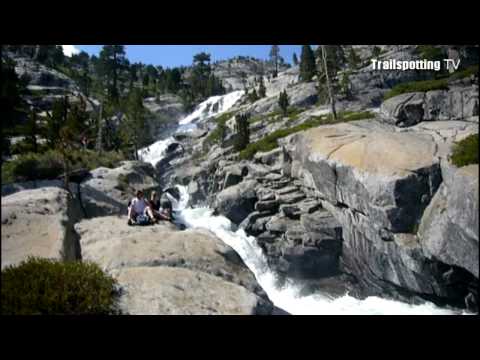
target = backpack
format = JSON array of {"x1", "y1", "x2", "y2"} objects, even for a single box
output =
[{"x1": 136, "y1": 214, "x2": 150, "y2": 226}]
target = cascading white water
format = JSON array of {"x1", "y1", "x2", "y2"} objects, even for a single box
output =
[
  {"x1": 138, "y1": 90, "x2": 244, "y2": 167},
  {"x1": 179, "y1": 90, "x2": 244, "y2": 125},
  {"x1": 137, "y1": 91, "x2": 469, "y2": 315},
  {"x1": 170, "y1": 186, "x2": 467, "y2": 315}
]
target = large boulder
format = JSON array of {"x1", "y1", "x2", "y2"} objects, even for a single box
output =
[
  {"x1": 75, "y1": 216, "x2": 274, "y2": 315},
  {"x1": 424, "y1": 86, "x2": 479, "y2": 121},
  {"x1": 380, "y1": 92, "x2": 426, "y2": 127},
  {"x1": 111, "y1": 266, "x2": 262, "y2": 315},
  {"x1": 1, "y1": 187, "x2": 82, "y2": 269},
  {"x1": 214, "y1": 180, "x2": 258, "y2": 225},
  {"x1": 282, "y1": 119, "x2": 479, "y2": 308},
  {"x1": 80, "y1": 161, "x2": 159, "y2": 217},
  {"x1": 419, "y1": 165, "x2": 479, "y2": 278},
  {"x1": 381, "y1": 86, "x2": 479, "y2": 127}
]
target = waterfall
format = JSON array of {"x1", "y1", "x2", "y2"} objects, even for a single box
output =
[
  {"x1": 137, "y1": 91, "x2": 470, "y2": 315},
  {"x1": 138, "y1": 90, "x2": 243, "y2": 167},
  {"x1": 170, "y1": 185, "x2": 467, "y2": 315}
]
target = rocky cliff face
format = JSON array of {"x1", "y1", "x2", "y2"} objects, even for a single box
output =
[
  {"x1": 76, "y1": 216, "x2": 275, "y2": 314},
  {"x1": 1, "y1": 161, "x2": 277, "y2": 315},
  {"x1": 163, "y1": 45, "x2": 479, "y2": 312},
  {"x1": 3, "y1": 45, "x2": 478, "y2": 314},
  {"x1": 281, "y1": 119, "x2": 478, "y2": 309}
]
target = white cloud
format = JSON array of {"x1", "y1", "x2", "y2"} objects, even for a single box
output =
[{"x1": 62, "y1": 45, "x2": 80, "y2": 57}]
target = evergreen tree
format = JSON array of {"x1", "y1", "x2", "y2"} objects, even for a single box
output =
[
  {"x1": 166, "y1": 68, "x2": 182, "y2": 93},
  {"x1": 258, "y1": 76, "x2": 266, "y2": 98},
  {"x1": 191, "y1": 52, "x2": 212, "y2": 99},
  {"x1": 1, "y1": 52, "x2": 28, "y2": 157},
  {"x1": 278, "y1": 90, "x2": 289, "y2": 116},
  {"x1": 347, "y1": 47, "x2": 361, "y2": 69},
  {"x1": 70, "y1": 51, "x2": 90, "y2": 69},
  {"x1": 340, "y1": 71, "x2": 353, "y2": 100},
  {"x1": 248, "y1": 88, "x2": 259, "y2": 103},
  {"x1": 18, "y1": 109, "x2": 40, "y2": 153},
  {"x1": 234, "y1": 113, "x2": 250, "y2": 152},
  {"x1": 269, "y1": 45, "x2": 280, "y2": 78},
  {"x1": 299, "y1": 45, "x2": 316, "y2": 82},
  {"x1": 45, "y1": 98, "x2": 68, "y2": 149},
  {"x1": 120, "y1": 88, "x2": 151, "y2": 160},
  {"x1": 372, "y1": 46, "x2": 382, "y2": 58},
  {"x1": 292, "y1": 52, "x2": 299, "y2": 66},
  {"x1": 316, "y1": 45, "x2": 344, "y2": 107},
  {"x1": 239, "y1": 71, "x2": 248, "y2": 92},
  {"x1": 320, "y1": 46, "x2": 337, "y2": 120},
  {"x1": 98, "y1": 45, "x2": 127, "y2": 103}
]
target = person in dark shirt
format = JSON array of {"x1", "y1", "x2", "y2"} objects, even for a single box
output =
[{"x1": 150, "y1": 191, "x2": 161, "y2": 211}]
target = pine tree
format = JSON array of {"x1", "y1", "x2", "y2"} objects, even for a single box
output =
[
  {"x1": 45, "y1": 99, "x2": 68, "y2": 149},
  {"x1": 258, "y1": 77, "x2": 266, "y2": 98},
  {"x1": 278, "y1": 90, "x2": 289, "y2": 116},
  {"x1": 98, "y1": 45, "x2": 127, "y2": 103},
  {"x1": 372, "y1": 46, "x2": 382, "y2": 58},
  {"x1": 191, "y1": 52, "x2": 212, "y2": 100},
  {"x1": 269, "y1": 45, "x2": 280, "y2": 78},
  {"x1": 320, "y1": 46, "x2": 337, "y2": 120},
  {"x1": 249, "y1": 88, "x2": 259, "y2": 103},
  {"x1": 340, "y1": 71, "x2": 353, "y2": 100},
  {"x1": 23, "y1": 109, "x2": 39, "y2": 153},
  {"x1": 234, "y1": 113, "x2": 250, "y2": 152},
  {"x1": 299, "y1": 45, "x2": 316, "y2": 82},
  {"x1": 239, "y1": 71, "x2": 248, "y2": 92},
  {"x1": 292, "y1": 52, "x2": 299, "y2": 66},
  {"x1": 347, "y1": 47, "x2": 361, "y2": 69},
  {"x1": 121, "y1": 88, "x2": 151, "y2": 160},
  {"x1": 1, "y1": 51, "x2": 28, "y2": 157}
]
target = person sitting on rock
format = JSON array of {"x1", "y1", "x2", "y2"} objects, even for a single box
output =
[
  {"x1": 127, "y1": 190, "x2": 148, "y2": 225},
  {"x1": 150, "y1": 191, "x2": 161, "y2": 212},
  {"x1": 144, "y1": 200, "x2": 160, "y2": 224}
]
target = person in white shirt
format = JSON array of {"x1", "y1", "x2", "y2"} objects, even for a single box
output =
[{"x1": 127, "y1": 190, "x2": 148, "y2": 225}]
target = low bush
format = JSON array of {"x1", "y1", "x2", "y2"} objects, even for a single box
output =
[
  {"x1": 1, "y1": 257, "x2": 121, "y2": 315},
  {"x1": 384, "y1": 79, "x2": 449, "y2": 100},
  {"x1": 239, "y1": 111, "x2": 374, "y2": 160},
  {"x1": 203, "y1": 110, "x2": 237, "y2": 148},
  {"x1": 447, "y1": 65, "x2": 479, "y2": 81},
  {"x1": 450, "y1": 134, "x2": 478, "y2": 167},
  {"x1": 2, "y1": 149, "x2": 125, "y2": 184}
]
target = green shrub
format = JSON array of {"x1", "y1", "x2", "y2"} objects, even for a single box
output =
[
  {"x1": 203, "y1": 110, "x2": 237, "y2": 148},
  {"x1": 450, "y1": 134, "x2": 478, "y2": 167},
  {"x1": 416, "y1": 45, "x2": 444, "y2": 62},
  {"x1": 448, "y1": 65, "x2": 479, "y2": 81},
  {"x1": 249, "y1": 108, "x2": 303, "y2": 125},
  {"x1": 116, "y1": 173, "x2": 130, "y2": 192},
  {"x1": 384, "y1": 79, "x2": 449, "y2": 100},
  {"x1": 239, "y1": 111, "x2": 374, "y2": 160},
  {"x1": 2, "y1": 151, "x2": 64, "y2": 183},
  {"x1": 1, "y1": 149, "x2": 125, "y2": 184},
  {"x1": 1, "y1": 257, "x2": 121, "y2": 315}
]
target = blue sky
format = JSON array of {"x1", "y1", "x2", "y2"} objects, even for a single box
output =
[{"x1": 68, "y1": 45, "x2": 303, "y2": 68}]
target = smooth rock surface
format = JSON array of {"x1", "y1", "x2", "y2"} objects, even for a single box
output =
[{"x1": 1, "y1": 187, "x2": 82, "y2": 269}]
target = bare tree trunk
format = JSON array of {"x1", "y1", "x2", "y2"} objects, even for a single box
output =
[
  {"x1": 96, "y1": 104, "x2": 103, "y2": 154},
  {"x1": 34, "y1": 45, "x2": 41, "y2": 61},
  {"x1": 31, "y1": 109, "x2": 38, "y2": 153},
  {"x1": 321, "y1": 45, "x2": 337, "y2": 120}
]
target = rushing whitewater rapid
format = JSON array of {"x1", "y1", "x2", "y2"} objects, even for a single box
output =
[
  {"x1": 138, "y1": 90, "x2": 244, "y2": 167},
  {"x1": 139, "y1": 91, "x2": 467, "y2": 315},
  {"x1": 171, "y1": 193, "x2": 465, "y2": 315}
]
